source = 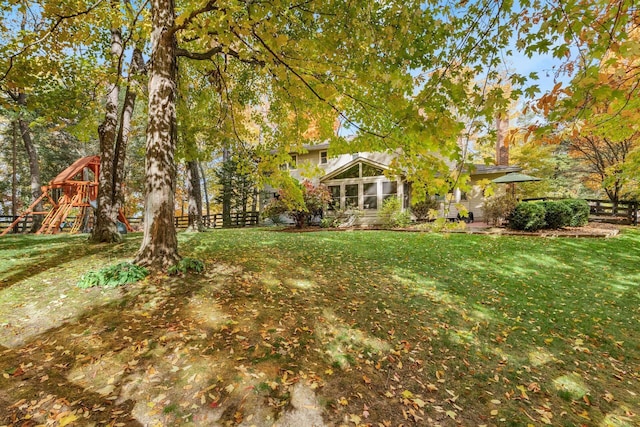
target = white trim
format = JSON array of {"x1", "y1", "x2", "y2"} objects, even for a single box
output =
[
  {"x1": 320, "y1": 157, "x2": 389, "y2": 182},
  {"x1": 319, "y1": 150, "x2": 328, "y2": 165}
]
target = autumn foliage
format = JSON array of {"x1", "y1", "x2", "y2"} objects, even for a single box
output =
[{"x1": 263, "y1": 180, "x2": 331, "y2": 228}]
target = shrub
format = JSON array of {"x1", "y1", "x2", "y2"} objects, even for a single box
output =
[
  {"x1": 78, "y1": 262, "x2": 149, "y2": 289},
  {"x1": 508, "y1": 202, "x2": 547, "y2": 231},
  {"x1": 262, "y1": 198, "x2": 288, "y2": 225},
  {"x1": 168, "y1": 258, "x2": 204, "y2": 275},
  {"x1": 411, "y1": 198, "x2": 439, "y2": 221},
  {"x1": 542, "y1": 200, "x2": 573, "y2": 229},
  {"x1": 379, "y1": 197, "x2": 411, "y2": 228},
  {"x1": 483, "y1": 194, "x2": 517, "y2": 226},
  {"x1": 263, "y1": 180, "x2": 331, "y2": 228},
  {"x1": 562, "y1": 199, "x2": 590, "y2": 227}
]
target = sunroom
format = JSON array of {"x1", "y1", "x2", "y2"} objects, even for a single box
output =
[{"x1": 320, "y1": 158, "x2": 406, "y2": 220}]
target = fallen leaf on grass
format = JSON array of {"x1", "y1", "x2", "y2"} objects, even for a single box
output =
[{"x1": 59, "y1": 414, "x2": 78, "y2": 427}]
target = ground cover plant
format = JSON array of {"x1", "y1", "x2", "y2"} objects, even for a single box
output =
[{"x1": 0, "y1": 229, "x2": 638, "y2": 426}]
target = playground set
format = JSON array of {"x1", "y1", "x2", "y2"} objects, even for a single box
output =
[{"x1": 1, "y1": 156, "x2": 132, "y2": 236}]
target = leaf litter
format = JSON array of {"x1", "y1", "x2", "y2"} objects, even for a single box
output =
[{"x1": 0, "y1": 229, "x2": 639, "y2": 426}]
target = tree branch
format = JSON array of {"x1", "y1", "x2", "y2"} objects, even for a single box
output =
[
  {"x1": 0, "y1": 0, "x2": 105, "y2": 82},
  {"x1": 170, "y1": 0, "x2": 219, "y2": 37}
]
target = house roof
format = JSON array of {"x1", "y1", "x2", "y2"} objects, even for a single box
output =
[
  {"x1": 301, "y1": 142, "x2": 330, "y2": 151},
  {"x1": 320, "y1": 156, "x2": 390, "y2": 182}
]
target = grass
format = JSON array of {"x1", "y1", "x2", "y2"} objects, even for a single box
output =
[{"x1": 0, "y1": 228, "x2": 639, "y2": 426}]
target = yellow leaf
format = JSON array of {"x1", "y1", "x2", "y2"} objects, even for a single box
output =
[
  {"x1": 413, "y1": 398, "x2": 426, "y2": 408},
  {"x1": 490, "y1": 410, "x2": 498, "y2": 416},
  {"x1": 401, "y1": 390, "x2": 414, "y2": 399},
  {"x1": 446, "y1": 410, "x2": 456, "y2": 419},
  {"x1": 338, "y1": 397, "x2": 348, "y2": 406},
  {"x1": 59, "y1": 414, "x2": 78, "y2": 427},
  {"x1": 349, "y1": 413, "x2": 361, "y2": 425}
]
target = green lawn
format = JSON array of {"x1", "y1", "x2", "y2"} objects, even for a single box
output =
[{"x1": 0, "y1": 228, "x2": 638, "y2": 426}]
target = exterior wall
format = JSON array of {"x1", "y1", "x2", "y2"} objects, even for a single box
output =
[{"x1": 289, "y1": 148, "x2": 395, "y2": 184}]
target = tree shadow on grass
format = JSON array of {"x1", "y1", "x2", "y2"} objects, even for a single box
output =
[
  {"x1": 1, "y1": 229, "x2": 639, "y2": 426},
  {"x1": 0, "y1": 235, "x2": 140, "y2": 291}
]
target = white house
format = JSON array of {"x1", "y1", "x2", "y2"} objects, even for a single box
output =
[{"x1": 269, "y1": 142, "x2": 520, "y2": 224}]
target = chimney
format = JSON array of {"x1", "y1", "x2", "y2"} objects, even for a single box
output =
[{"x1": 496, "y1": 113, "x2": 509, "y2": 166}]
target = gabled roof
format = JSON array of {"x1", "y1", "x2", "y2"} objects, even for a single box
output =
[{"x1": 320, "y1": 156, "x2": 390, "y2": 182}]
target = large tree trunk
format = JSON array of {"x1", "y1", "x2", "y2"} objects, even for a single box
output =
[
  {"x1": 185, "y1": 160, "x2": 203, "y2": 232},
  {"x1": 11, "y1": 121, "x2": 19, "y2": 233},
  {"x1": 199, "y1": 161, "x2": 210, "y2": 226},
  {"x1": 135, "y1": 0, "x2": 180, "y2": 270},
  {"x1": 113, "y1": 47, "x2": 144, "y2": 219},
  {"x1": 90, "y1": 26, "x2": 123, "y2": 243},
  {"x1": 16, "y1": 94, "x2": 43, "y2": 233},
  {"x1": 222, "y1": 148, "x2": 232, "y2": 227}
]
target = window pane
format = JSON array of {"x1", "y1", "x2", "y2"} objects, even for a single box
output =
[
  {"x1": 320, "y1": 151, "x2": 328, "y2": 164},
  {"x1": 334, "y1": 164, "x2": 360, "y2": 179},
  {"x1": 363, "y1": 183, "x2": 377, "y2": 210},
  {"x1": 382, "y1": 181, "x2": 397, "y2": 195},
  {"x1": 364, "y1": 196, "x2": 377, "y2": 210},
  {"x1": 345, "y1": 184, "x2": 358, "y2": 208},
  {"x1": 364, "y1": 182, "x2": 377, "y2": 195},
  {"x1": 362, "y1": 164, "x2": 384, "y2": 177},
  {"x1": 328, "y1": 185, "x2": 340, "y2": 210}
]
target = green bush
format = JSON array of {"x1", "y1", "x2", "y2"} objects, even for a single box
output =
[
  {"x1": 508, "y1": 202, "x2": 547, "y2": 231},
  {"x1": 168, "y1": 258, "x2": 204, "y2": 275},
  {"x1": 483, "y1": 194, "x2": 517, "y2": 226},
  {"x1": 411, "y1": 198, "x2": 439, "y2": 221},
  {"x1": 78, "y1": 262, "x2": 149, "y2": 289},
  {"x1": 379, "y1": 197, "x2": 411, "y2": 228},
  {"x1": 542, "y1": 200, "x2": 572, "y2": 229},
  {"x1": 562, "y1": 199, "x2": 590, "y2": 227}
]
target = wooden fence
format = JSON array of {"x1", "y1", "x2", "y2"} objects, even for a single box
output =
[
  {"x1": 0, "y1": 211, "x2": 259, "y2": 234},
  {"x1": 174, "y1": 212, "x2": 259, "y2": 229},
  {"x1": 522, "y1": 198, "x2": 638, "y2": 226}
]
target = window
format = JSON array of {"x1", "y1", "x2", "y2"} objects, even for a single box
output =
[
  {"x1": 361, "y1": 164, "x2": 384, "y2": 177},
  {"x1": 328, "y1": 185, "x2": 340, "y2": 210},
  {"x1": 333, "y1": 162, "x2": 385, "y2": 179},
  {"x1": 345, "y1": 184, "x2": 358, "y2": 208},
  {"x1": 363, "y1": 182, "x2": 377, "y2": 210},
  {"x1": 319, "y1": 150, "x2": 328, "y2": 164},
  {"x1": 334, "y1": 164, "x2": 360, "y2": 179},
  {"x1": 288, "y1": 154, "x2": 297, "y2": 170},
  {"x1": 382, "y1": 181, "x2": 397, "y2": 202}
]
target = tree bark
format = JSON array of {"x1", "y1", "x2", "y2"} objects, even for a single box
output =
[
  {"x1": 199, "y1": 161, "x2": 210, "y2": 225},
  {"x1": 222, "y1": 148, "x2": 232, "y2": 227},
  {"x1": 185, "y1": 160, "x2": 203, "y2": 232},
  {"x1": 15, "y1": 94, "x2": 43, "y2": 233},
  {"x1": 113, "y1": 47, "x2": 144, "y2": 219},
  {"x1": 11, "y1": 121, "x2": 19, "y2": 233},
  {"x1": 135, "y1": 0, "x2": 180, "y2": 270},
  {"x1": 90, "y1": 26, "x2": 123, "y2": 243}
]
